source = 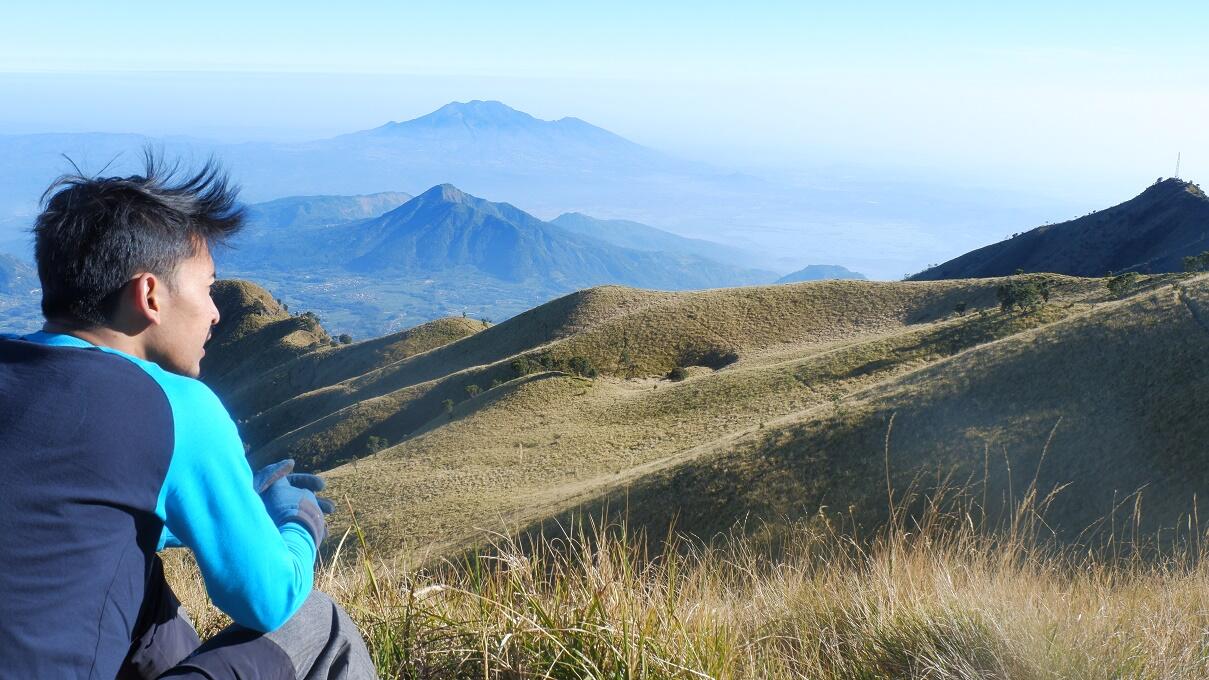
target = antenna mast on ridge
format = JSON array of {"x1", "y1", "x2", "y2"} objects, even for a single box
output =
[{"x1": 1175, "y1": 152, "x2": 1181, "y2": 179}]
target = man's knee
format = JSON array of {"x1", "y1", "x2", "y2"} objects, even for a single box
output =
[
  {"x1": 158, "y1": 591, "x2": 376, "y2": 679},
  {"x1": 265, "y1": 590, "x2": 373, "y2": 677}
]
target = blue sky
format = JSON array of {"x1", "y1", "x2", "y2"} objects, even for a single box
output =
[{"x1": 1, "y1": 2, "x2": 1206, "y2": 202}]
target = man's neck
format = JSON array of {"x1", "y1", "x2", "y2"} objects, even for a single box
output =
[{"x1": 41, "y1": 321, "x2": 149, "y2": 361}]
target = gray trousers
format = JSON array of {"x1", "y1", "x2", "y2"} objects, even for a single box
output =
[{"x1": 119, "y1": 558, "x2": 378, "y2": 680}]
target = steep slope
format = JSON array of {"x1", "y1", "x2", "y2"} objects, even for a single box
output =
[
  {"x1": 201, "y1": 281, "x2": 334, "y2": 394},
  {"x1": 224, "y1": 315, "x2": 486, "y2": 417},
  {"x1": 203, "y1": 279, "x2": 485, "y2": 407},
  {"x1": 912, "y1": 179, "x2": 1209, "y2": 279},
  {"x1": 777, "y1": 264, "x2": 867, "y2": 282}
]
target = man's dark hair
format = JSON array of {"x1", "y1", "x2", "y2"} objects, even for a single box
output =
[{"x1": 33, "y1": 151, "x2": 244, "y2": 326}]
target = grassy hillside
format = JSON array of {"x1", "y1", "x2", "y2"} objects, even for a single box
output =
[
  {"x1": 203, "y1": 270, "x2": 1207, "y2": 566},
  {"x1": 537, "y1": 275, "x2": 1209, "y2": 549},
  {"x1": 237, "y1": 278, "x2": 1042, "y2": 470}
]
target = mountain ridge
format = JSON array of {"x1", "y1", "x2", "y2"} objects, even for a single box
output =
[{"x1": 911, "y1": 178, "x2": 1209, "y2": 280}]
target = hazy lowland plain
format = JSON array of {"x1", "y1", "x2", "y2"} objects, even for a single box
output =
[{"x1": 7, "y1": 102, "x2": 1209, "y2": 677}]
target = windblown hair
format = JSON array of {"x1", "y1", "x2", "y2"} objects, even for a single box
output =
[{"x1": 33, "y1": 150, "x2": 245, "y2": 326}]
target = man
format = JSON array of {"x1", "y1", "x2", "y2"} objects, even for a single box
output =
[{"x1": 0, "y1": 155, "x2": 378, "y2": 679}]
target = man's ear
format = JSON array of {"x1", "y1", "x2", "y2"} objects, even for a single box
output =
[{"x1": 128, "y1": 272, "x2": 164, "y2": 326}]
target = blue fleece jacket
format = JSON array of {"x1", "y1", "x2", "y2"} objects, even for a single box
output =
[{"x1": 0, "y1": 332, "x2": 315, "y2": 679}]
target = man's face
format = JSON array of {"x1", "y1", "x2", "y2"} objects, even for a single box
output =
[{"x1": 145, "y1": 246, "x2": 219, "y2": 378}]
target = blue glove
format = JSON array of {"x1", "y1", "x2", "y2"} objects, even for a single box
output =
[
  {"x1": 260, "y1": 475, "x2": 327, "y2": 546},
  {"x1": 253, "y1": 459, "x2": 295, "y2": 494},
  {"x1": 285, "y1": 471, "x2": 336, "y2": 515},
  {"x1": 253, "y1": 459, "x2": 335, "y2": 515}
]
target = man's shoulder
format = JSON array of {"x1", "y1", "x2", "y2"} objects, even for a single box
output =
[
  {"x1": 0, "y1": 333, "x2": 165, "y2": 397},
  {"x1": 2, "y1": 333, "x2": 230, "y2": 425},
  {"x1": 101, "y1": 350, "x2": 233, "y2": 426}
]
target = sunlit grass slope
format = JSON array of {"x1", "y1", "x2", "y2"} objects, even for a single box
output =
[{"x1": 165, "y1": 502, "x2": 1209, "y2": 679}]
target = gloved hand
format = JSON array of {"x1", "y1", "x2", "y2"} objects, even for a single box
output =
[
  {"x1": 253, "y1": 459, "x2": 335, "y2": 514},
  {"x1": 253, "y1": 459, "x2": 295, "y2": 494},
  {"x1": 260, "y1": 475, "x2": 328, "y2": 546}
]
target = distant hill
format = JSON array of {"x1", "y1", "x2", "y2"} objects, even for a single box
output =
[
  {"x1": 0, "y1": 253, "x2": 35, "y2": 295},
  {"x1": 327, "y1": 184, "x2": 772, "y2": 289},
  {"x1": 218, "y1": 184, "x2": 775, "y2": 336},
  {"x1": 776, "y1": 264, "x2": 866, "y2": 283},
  {"x1": 549, "y1": 212, "x2": 769, "y2": 271},
  {"x1": 911, "y1": 179, "x2": 1209, "y2": 279},
  {"x1": 245, "y1": 192, "x2": 413, "y2": 230},
  {"x1": 0, "y1": 253, "x2": 41, "y2": 333}
]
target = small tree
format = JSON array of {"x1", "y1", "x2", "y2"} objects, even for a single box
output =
[
  {"x1": 465, "y1": 384, "x2": 481, "y2": 398},
  {"x1": 338, "y1": 333, "x2": 352, "y2": 344},
  {"x1": 1106, "y1": 272, "x2": 1141, "y2": 299},
  {"x1": 1183, "y1": 251, "x2": 1209, "y2": 273},
  {"x1": 997, "y1": 276, "x2": 1050, "y2": 313},
  {"x1": 442, "y1": 398, "x2": 454, "y2": 415},
  {"x1": 365, "y1": 436, "x2": 388, "y2": 454},
  {"x1": 953, "y1": 302, "x2": 968, "y2": 316},
  {"x1": 567, "y1": 356, "x2": 598, "y2": 378},
  {"x1": 667, "y1": 366, "x2": 688, "y2": 381}
]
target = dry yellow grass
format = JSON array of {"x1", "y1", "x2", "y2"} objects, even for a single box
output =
[{"x1": 163, "y1": 492, "x2": 1209, "y2": 679}]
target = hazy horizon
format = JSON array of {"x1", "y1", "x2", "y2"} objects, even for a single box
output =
[
  {"x1": 1, "y1": 2, "x2": 1206, "y2": 280},
  {"x1": 2, "y1": 3, "x2": 1205, "y2": 202}
]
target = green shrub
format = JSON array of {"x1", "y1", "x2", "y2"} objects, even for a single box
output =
[
  {"x1": 996, "y1": 277, "x2": 1050, "y2": 313},
  {"x1": 1106, "y1": 272, "x2": 1141, "y2": 299},
  {"x1": 667, "y1": 366, "x2": 688, "y2": 381},
  {"x1": 677, "y1": 344, "x2": 739, "y2": 369},
  {"x1": 364, "y1": 435, "x2": 388, "y2": 454},
  {"x1": 512, "y1": 354, "x2": 598, "y2": 378},
  {"x1": 465, "y1": 384, "x2": 481, "y2": 398},
  {"x1": 442, "y1": 398, "x2": 454, "y2": 415},
  {"x1": 1183, "y1": 251, "x2": 1209, "y2": 273},
  {"x1": 566, "y1": 356, "x2": 598, "y2": 378},
  {"x1": 338, "y1": 333, "x2": 353, "y2": 344}
]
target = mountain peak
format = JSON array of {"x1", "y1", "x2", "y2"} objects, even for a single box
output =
[
  {"x1": 416, "y1": 183, "x2": 471, "y2": 204},
  {"x1": 393, "y1": 100, "x2": 539, "y2": 129},
  {"x1": 1139, "y1": 177, "x2": 1205, "y2": 202}
]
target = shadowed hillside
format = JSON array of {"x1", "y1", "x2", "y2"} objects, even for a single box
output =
[
  {"x1": 203, "y1": 280, "x2": 486, "y2": 409},
  {"x1": 911, "y1": 179, "x2": 1209, "y2": 279}
]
